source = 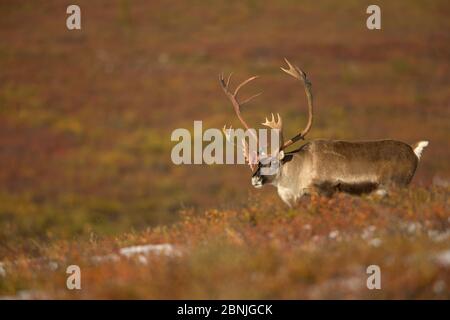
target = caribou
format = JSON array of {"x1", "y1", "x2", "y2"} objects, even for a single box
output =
[{"x1": 220, "y1": 59, "x2": 429, "y2": 206}]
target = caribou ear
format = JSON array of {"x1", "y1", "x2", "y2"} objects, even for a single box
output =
[{"x1": 277, "y1": 150, "x2": 285, "y2": 161}]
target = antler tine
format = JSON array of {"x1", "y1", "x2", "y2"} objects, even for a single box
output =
[
  {"x1": 280, "y1": 58, "x2": 297, "y2": 78},
  {"x1": 223, "y1": 124, "x2": 241, "y2": 153},
  {"x1": 262, "y1": 112, "x2": 282, "y2": 129},
  {"x1": 219, "y1": 72, "x2": 259, "y2": 133},
  {"x1": 220, "y1": 71, "x2": 261, "y2": 171},
  {"x1": 280, "y1": 58, "x2": 314, "y2": 150},
  {"x1": 276, "y1": 112, "x2": 282, "y2": 127},
  {"x1": 233, "y1": 75, "x2": 259, "y2": 97},
  {"x1": 262, "y1": 112, "x2": 284, "y2": 153},
  {"x1": 223, "y1": 125, "x2": 256, "y2": 170},
  {"x1": 241, "y1": 138, "x2": 249, "y2": 161},
  {"x1": 226, "y1": 73, "x2": 233, "y2": 87},
  {"x1": 219, "y1": 73, "x2": 228, "y2": 89},
  {"x1": 240, "y1": 91, "x2": 262, "y2": 105},
  {"x1": 222, "y1": 124, "x2": 232, "y2": 138},
  {"x1": 243, "y1": 139, "x2": 258, "y2": 171},
  {"x1": 281, "y1": 59, "x2": 312, "y2": 90},
  {"x1": 263, "y1": 113, "x2": 273, "y2": 126}
]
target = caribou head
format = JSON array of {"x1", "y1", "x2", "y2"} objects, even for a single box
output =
[{"x1": 220, "y1": 59, "x2": 313, "y2": 188}]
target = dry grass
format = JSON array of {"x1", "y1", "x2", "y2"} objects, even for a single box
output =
[{"x1": 0, "y1": 188, "x2": 449, "y2": 299}]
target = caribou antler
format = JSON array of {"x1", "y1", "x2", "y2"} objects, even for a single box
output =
[
  {"x1": 220, "y1": 60, "x2": 313, "y2": 166},
  {"x1": 279, "y1": 58, "x2": 313, "y2": 150},
  {"x1": 262, "y1": 112, "x2": 284, "y2": 153},
  {"x1": 220, "y1": 73, "x2": 261, "y2": 170}
]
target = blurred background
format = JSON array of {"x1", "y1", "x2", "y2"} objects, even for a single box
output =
[{"x1": 0, "y1": 0, "x2": 449, "y2": 254}]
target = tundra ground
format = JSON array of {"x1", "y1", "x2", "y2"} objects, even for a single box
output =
[{"x1": 0, "y1": 1, "x2": 449, "y2": 299}]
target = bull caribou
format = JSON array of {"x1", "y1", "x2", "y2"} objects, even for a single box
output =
[{"x1": 220, "y1": 59, "x2": 429, "y2": 206}]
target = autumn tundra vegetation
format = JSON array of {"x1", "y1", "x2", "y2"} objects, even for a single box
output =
[{"x1": 0, "y1": 1, "x2": 449, "y2": 299}]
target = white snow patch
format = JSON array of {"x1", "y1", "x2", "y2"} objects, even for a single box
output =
[
  {"x1": 91, "y1": 253, "x2": 120, "y2": 264},
  {"x1": 361, "y1": 225, "x2": 376, "y2": 240},
  {"x1": 91, "y1": 243, "x2": 180, "y2": 265},
  {"x1": 433, "y1": 280, "x2": 446, "y2": 294},
  {"x1": 120, "y1": 243, "x2": 181, "y2": 258},
  {"x1": 137, "y1": 255, "x2": 148, "y2": 265},
  {"x1": 0, "y1": 243, "x2": 180, "y2": 280},
  {"x1": 428, "y1": 230, "x2": 450, "y2": 243},
  {"x1": 0, "y1": 262, "x2": 6, "y2": 277},
  {"x1": 0, "y1": 290, "x2": 47, "y2": 300},
  {"x1": 434, "y1": 250, "x2": 450, "y2": 267},
  {"x1": 328, "y1": 230, "x2": 339, "y2": 240},
  {"x1": 48, "y1": 261, "x2": 59, "y2": 271},
  {"x1": 369, "y1": 238, "x2": 382, "y2": 247},
  {"x1": 407, "y1": 222, "x2": 422, "y2": 234},
  {"x1": 91, "y1": 244, "x2": 180, "y2": 265}
]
